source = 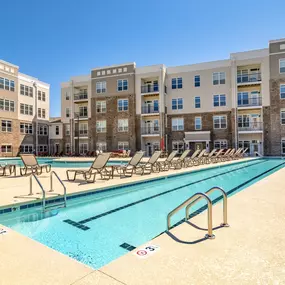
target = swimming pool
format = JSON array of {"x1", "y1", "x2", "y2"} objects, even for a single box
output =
[
  {"x1": 0, "y1": 158, "x2": 126, "y2": 168},
  {"x1": 0, "y1": 158, "x2": 284, "y2": 269}
]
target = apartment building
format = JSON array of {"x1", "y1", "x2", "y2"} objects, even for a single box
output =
[
  {"x1": 0, "y1": 60, "x2": 50, "y2": 157},
  {"x1": 58, "y1": 38, "x2": 285, "y2": 156},
  {"x1": 267, "y1": 39, "x2": 285, "y2": 155}
]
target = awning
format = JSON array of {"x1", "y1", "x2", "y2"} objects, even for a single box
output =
[{"x1": 184, "y1": 131, "x2": 211, "y2": 142}]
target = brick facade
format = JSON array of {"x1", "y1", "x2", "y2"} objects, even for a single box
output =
[{"x1": 166, "y1": 111, "x2": 233, "y2": 152}]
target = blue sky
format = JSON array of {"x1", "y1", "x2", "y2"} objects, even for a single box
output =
[{"x1": 1, "y1": 0, "x2": 285, "y2": 117}]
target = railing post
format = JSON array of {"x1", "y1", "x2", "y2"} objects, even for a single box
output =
[{"x1": 29, "y1": 175, "x2": 33, "y2": 195}]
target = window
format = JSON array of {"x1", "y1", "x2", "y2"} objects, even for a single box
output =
[
  {"x1": 280, "y1": 85, "x2": 285, "y2": 99},
  {"x1": 213, "y1": 94, "x2": 226, "y2": 107},
  {"x1": 37, "y1": 145, "x2": 48, "y2": 153},
  {"x1": 2, "y1": 120, "x2": 12, "y2": 132},
  {"x1": 42, "y1": 109, "x2": 46, "y2": 118},
  {"x1": 172, "y1": 98, "x2": 183, "y2": 110},
  {"x1": 0, "y1": 99, "x2": 15, "y2": 112},
  {"x1": 213, "y1": 72, "x2": 226, "y2": 85},
  {"x1": 0, "y1": 78, "x2": 14, "y2": 91},
  {"x1": 79, "y1": 106, "x2": 88, "y2": 117},
  {"x1": 38, "y1": 125, "x2": 48, "y2": 135},
  {"x1": 117, "y1": 79, "x2": 128, "y2": 91},
  {"x1": 20, "y1": 104, "x2": 33, "y2": 115},
  {"x1": 172, "y1": 118, "x2": 184, "y2": 131},
  {"x1": 20, "y1": 123, "x2": 33, "y2": 134},
  {"x1": 37, "y1": 91, "x2": 46, "y2": 101},
  {"x1": 96, "y1": 142, "x2": 107, "y2": 151},
  {"x1": 118, "y1": 141, "x2": 129, "y2": 150},
  {"x1": 118, "y1": 68, "x2": 122, "y2": 73},
  {"x1": 38, "y1": 108, "x2": 46, "y2": 118},
  {"x1": 79, "y1": 143, "x2": 88, "y2": 154},
  {"x1": 123, "y1": 67, "x2": 127, "y2": 72},
  {"x1": 172, "y1": 77, "x2": 183, "y2": 89},
  {"x1": 237, "y1": 92, "x2": 249, "y2": 106},
  {"x1": 65, "y1": 143, "x2": 71, "y2": 154},
  {"x1": 65, "y1": 92, "x2": 70, "y2": 100},
  {"x1": 65, "y1": 124, "x2": 70, "y2": 135},
  {"x1": 96, "y1": 81, "x2": 107, "y2": 93},
  {"x1": 20, "y1": 145, "x2": 33, "y2": 153},
  {"x1": 20, "y1": 84, "x2": 33, "y2": 97},
  {"x1": 1, "y1": 145, "x2": 12, "y2": 153},
  {"x1": 172, "y1": 141, "x2": 184, "y2": 154},
  {"x1": 214, "y1": 140, "x2": 228, "y2": 149},
  {"x1": 195, "y1": 117, "x2": 202, "y2": 130},
  {"x1": 79, "y1": 123, "x2": 88, "y2": 135},
  {"x1": 281, "y1": 110, "x2": 285, "y2": 124},
  {"x1": 194, "y1": 75, "x2": 200, "y2": 87},
  {"x1": 118, "y1": 99, "x2": 128, "y2": 111},
  {"x1": 238, "y1": 115, "x2": 250, "y2": 128},
  {"x1": 238, "y1": 141, "x2": 250, "y2": 153},
  {"x1": 213, "y1": 115, "x2": 227, "y2": 129},
  {"x1": 55, "y1": 126, "x2": 59, "y2": 135},
  {"x1": 66, "y1": 108, "x2": 70, "y2": 118},
  {"x1": 96, "y1": 120, "x2": 106, "y2": 133},
  {"x1": 101, "y1": 70, "x2": 105, "y2": 76},
  {"x1": 282, "y1": 140, "x2": 285, "y2": 154},
  {"x1": 96, "y1": 101, "x2": 106, "y2": 113},
  {"x1": 195, "y1": 96, "x2": 201, "y2": 108},
  {"x1": 280, "y1": 59, "x2": 285, "y2": 73},
  {"x1": 118, "y1": 119, "x2": 128, "y2": 132},
  {"x1": 97, "y1": 71, "x2": 101, "y2": 76}
]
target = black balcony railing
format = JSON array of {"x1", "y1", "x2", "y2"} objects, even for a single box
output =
[
  {"x1": 141, "y1": 127, "x2": 160, "y2": 135},
  {"x1": 238, "y1": 122, "x2": 263, "y2": 131},
  {"x1": 141, "y1": 84, "x2": 159, "y2": 94},
  {"x1": 238, "y1": 97, "x2": 262, "y2": 107},
  {"x1": 75, "y1": 130, "x2": 88, "y2": 137},
  {"x1": 141, "y1": 105, "x2": 159, "y2": 114},
  {"x1": 74, "y1": 93, "x2": 88, "y2": 100},
  {"x1": 237, "y1": 72, "x2": 261, "y2": 84}
]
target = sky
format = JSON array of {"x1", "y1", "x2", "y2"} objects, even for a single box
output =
[{"x1": 1, "y1": 0, "x2": 285, "y2": 117}]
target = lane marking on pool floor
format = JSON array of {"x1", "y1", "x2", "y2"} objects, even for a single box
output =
[{"x1": 63, "y1": 159, "x2": 267, "y2": 230}]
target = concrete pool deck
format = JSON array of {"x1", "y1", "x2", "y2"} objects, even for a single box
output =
[{"x1": 0, "y1": 157, "x2": 285, "y2": 284}]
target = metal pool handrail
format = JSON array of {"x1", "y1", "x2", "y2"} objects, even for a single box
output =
[
  {"x1": 167, "y1": 192, "x2": 215, "y2": 239},
  {"x1": 49, "y1": 171, "x2": 67, "y2": 208},
  {"x1": 30, "y1": 174, "x2": 46, "y2": 209},
  {"x1": 185, "y1": 186, "x2": 229, "y2": 227}
]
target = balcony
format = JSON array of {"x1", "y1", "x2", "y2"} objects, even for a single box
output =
[
  {"x1": 238, "y1": 97, "x2": 262, "y2": 108},
  {"x1": 74, "y1": 130, "x2": 88, "y2": 137},
  {"x1": 141, "y1": 127, "x2": 160, "y2": 135},
  {"x1": 74, "y1": 92, "x2": 88, "y2": 102},
  {"x1": 74, "y1": 112, "x2": 88, "y2": 120},
  {"x1": 141, "y1": 84, "x2": 159, "y2": 94},
  {"x1": 237, "y1": 72, "x2": 261, "y2": 84},
  {"x1": 238, "y1": 122, "x2": 263, "y2": 132},
  {"x1": 141, "y1": 105, "x2": 159, "y2": 115}
]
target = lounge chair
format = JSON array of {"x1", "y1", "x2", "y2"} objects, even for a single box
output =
[
  {"x1": 170, "y1": 149, "x2": 191, "y2": 169},
  {"x1": 158, "y1": 150, "x2": 178, "y2": 171},
  {"x1": 192, "y1": 149, "x2": 207, "y2": 165},
  {"x1": 204, "y1": 149, "x2": 217, "y2": 164},
  {"x1": 66, "y1": 153, "x2": 111, "y2": 183},
  {"x1": 184, "y1": 149, "x2": 201, "y2": 167},
  {"x1": 20, "y1": 154, "x2": 51, "y2": 176},
  {"x1": 114, "y1": 151, "x2": 144, "y2": 177},
  {"x1": 225, "y1": 148, "x2": 236, "y2": 161},
  {"x1": 219, "y1": 149, "x2": 232, "y2": 162},
  {"x1": 238, "y1": 148, "x2": 248, "y2": 158},
  {"x1": 136, "y1": 151, "x2": 162, "y2": 175},
  {"x1": 210, "y1": 149, "x2": 225, "y2": 163}
]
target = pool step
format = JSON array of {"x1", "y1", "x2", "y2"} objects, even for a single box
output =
[{"x1": 44, "y1": 202, "x2": 66, "y2": 212}]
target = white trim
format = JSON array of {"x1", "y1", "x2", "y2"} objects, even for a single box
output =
[
  {"x1": 269, "y1": 38, "x2": 285, "y2": 44},
  {"x1": 213, "y1": 115, "x2": 227, "y2": 129},
  {"x1": 0, "y1": 59, "x2": 18, "y2": 68},
  {"x1": 269, "y1": 51, "x2": 285, "y2": 56},
  {"x1": 92, "y1": 62, "x2": 135, "y2": 71},
  {"x1": 185, "y1": 131, "x2": 210, "y2": 135}
]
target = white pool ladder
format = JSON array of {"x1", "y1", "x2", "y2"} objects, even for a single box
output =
[
  {"x1": 166, "y1": 186, "x2": 229, "y2": 239},
  {"x1": 30, "y1": 171, "x2": 67, "y2": 212}
]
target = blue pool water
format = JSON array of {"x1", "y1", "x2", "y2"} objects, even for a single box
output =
[
  {"x1": 0, "y1": 158, "x2": 126, "y2": 168},
  {"x1": 0, "y1": 158, "x2": 284, "y2": 269}
]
